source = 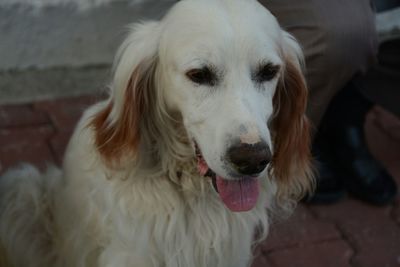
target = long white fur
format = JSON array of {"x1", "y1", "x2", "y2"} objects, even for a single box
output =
[{"x1": 0, "y1": 0, "x2": 307, "y2": 266}]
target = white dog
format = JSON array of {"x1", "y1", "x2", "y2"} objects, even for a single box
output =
[{"x1": 0, "y1": 0, "x2": 313, "y2": 266}]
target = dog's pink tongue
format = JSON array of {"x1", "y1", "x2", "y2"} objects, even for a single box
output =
[{"x1": 216, "y1": 176, "x2": 259, "y2": 212}]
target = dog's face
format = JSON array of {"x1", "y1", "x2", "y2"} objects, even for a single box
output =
[
  {"x1": 92, "y1": 0, "x2": 313, "y2": 212},
  {"x1": 159, "y1": 0, "x2": 285, "y2": 211}
]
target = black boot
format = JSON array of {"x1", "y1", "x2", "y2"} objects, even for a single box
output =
[
  {"x1": 317, "y1": 81, "x2": 397, "y2": 205},
  {"x1": 305, "y1": 133, "x2": 346, "y2": 204}
]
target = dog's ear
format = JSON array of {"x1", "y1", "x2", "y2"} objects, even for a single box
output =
[
  {"x1": 271, "y1": 32, "x2": 314, "y2": 200},
  {"x1": 90, "y1": 22, "x2": 160, "y2": 165}
]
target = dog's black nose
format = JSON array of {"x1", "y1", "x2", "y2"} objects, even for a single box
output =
[{"x1": 227, "y1": 142, "x2": 272, "y2": 176}]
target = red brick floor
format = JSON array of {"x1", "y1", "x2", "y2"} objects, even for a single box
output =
[{"x1": 0, "y1": 96, "x2": 399, "y2": 267}]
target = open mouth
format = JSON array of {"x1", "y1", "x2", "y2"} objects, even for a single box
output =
[{"x1": 195, "y1": 142, "x2": 260, "y2": 212}]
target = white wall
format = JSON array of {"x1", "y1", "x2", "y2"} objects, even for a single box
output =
[
  {"x1": 0, "y1": 0, "x2": 175, "y2": 70},
  {"x1": 0, "y1": 0, "x2": 147, "y2": 10}
]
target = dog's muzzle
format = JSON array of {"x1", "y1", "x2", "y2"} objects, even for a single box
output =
[{"x1": 195, "y1": 141, "x2": 263, "y2": 212}]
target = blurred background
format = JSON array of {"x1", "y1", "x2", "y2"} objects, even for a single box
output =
[
  {"x1": 0, "y1": 0, "x2": 176, "y2": 103},
  {"x1": 0, "y1": 0, "x2": 398, "y2": 103}
]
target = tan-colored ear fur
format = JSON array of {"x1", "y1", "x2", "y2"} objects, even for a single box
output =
[
  {"x1": 90, "y1": 59, "x2": 157, "y2": 165},
  {"x1": 271, "y1": 57, "x2": 314, "y2": 201}
]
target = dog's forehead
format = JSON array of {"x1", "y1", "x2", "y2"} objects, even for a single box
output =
[{"x1": 159, "y1": 0, "x2": 282, "y2": 65}]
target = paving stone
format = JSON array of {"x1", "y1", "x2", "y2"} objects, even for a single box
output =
[
  {"x1": 50, "y1": 130, "x2": 74, "y2": 165},
  {"x1": 251, "y1": 252, "x2": 271, "y2": 267},
  {"x1": 370, "y1": 106, "x2": 400, "y2": 142},
  {"x1": 34, "y1": 94, "x2": 100, "y2": 131},
  {"x1": 261, "y1": 204, "x2": 341, "y2": 252},
  {"x1": 365, "y1": 107, "x2": 400, "y2": 185},
  {"x1": 35, "y1": 95, "x2": 103, "y2": 165},
  {"x1": 310, "y1": 199, "x2": 400, "y2": 267},
  {"x1": 0, "y1": 104, "x2": 49, "y2": 127},
  {"x1": 266, "y1": 240, "x2": 353, "y2": 267},
  {"x1": 394, "y1": 199, "x2": 400, "y2": 225},
  {"x1": 0, "y1": 126, "x2": 55, "y2": 174}
]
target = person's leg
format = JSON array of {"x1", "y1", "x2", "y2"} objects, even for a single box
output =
[
  {"x1": 258, "y1": 0, "x2": 397, "y2": 204},
  {"x1": 320, "y1": 80, "x2": 398, "y2": 204},
  {"x1": 357, "y1": 38, "x2": 400, "y2": 117},
  {"x1": 259, "y1": 0, "x2": 378, "y2": 128}
]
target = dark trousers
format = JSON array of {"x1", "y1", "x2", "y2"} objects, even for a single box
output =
[{"x1": 259, "y1": 0, "x2": 383, "y2": 127}]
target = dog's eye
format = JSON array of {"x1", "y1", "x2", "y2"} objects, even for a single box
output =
[
  {"x1": 254, "y1": 63, "x2": 280, "y2": 83},
  {"x1": 186, "y1": 67, "x2": 217, "y2": 86}
]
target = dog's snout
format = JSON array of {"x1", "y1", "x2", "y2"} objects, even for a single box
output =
[{"x1": 227, "y1": 142, "x2": 272, "y2": 176}]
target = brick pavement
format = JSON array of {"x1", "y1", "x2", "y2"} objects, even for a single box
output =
[{"x1": 0, "y1": 95, "x2": 399, "y2": 267}]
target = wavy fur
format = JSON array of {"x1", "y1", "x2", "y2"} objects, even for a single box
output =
[{"x1": 0, "y1": 1, "x2": 313, "y2": 266}]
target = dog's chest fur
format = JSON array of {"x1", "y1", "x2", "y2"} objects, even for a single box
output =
[
  {"x1": 93, "y1": 171, "x2": 268, "y2": 267},
  {"x1": 59, "y1": 164, "x2": 269, "y2": 267}
]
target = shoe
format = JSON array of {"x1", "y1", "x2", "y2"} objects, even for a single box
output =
[
  {"x1": 304, "y1": 131, "x2": 346, "y2": 204},
  {"x1": 324, "y1": 82, "x2": 398, "y2": 205},
  {"x1": 332, "y1": 124, "x2": 397, "y2": 205},
  {"x1": 305, "y1": 150, "x2": 345, "y2": 204}
]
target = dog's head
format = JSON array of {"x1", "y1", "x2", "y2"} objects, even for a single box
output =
[{"x1": 91, "y1": 0, "x2": 313, "y2": 212}]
